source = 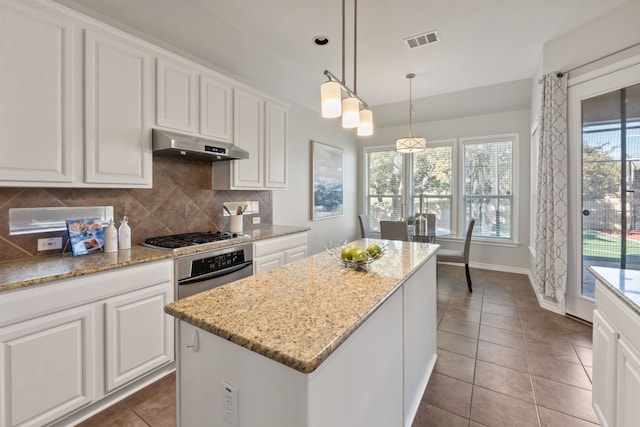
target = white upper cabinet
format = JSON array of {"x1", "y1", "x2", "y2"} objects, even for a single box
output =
[
  {"x1": 232, "y1": 88, "x2": 265, "y2": 188},
  {"x1": 0, "y1": 0, "x2": 286, "y2": 188},
  {"x1": 265, "y1": 101, "x2": 288, "y2": 188},
  {"x1": 155, "y1": 57, "x2": 234, "y2": 143},
  {"x1": 0, "y1": 0, "x2": 76, "y2": 184},
  {"x1": 85, "y1": 30, "x2": 152, "y2": 186},
  {"x1": 156, "y1": 57, "x2": 198, "y2": 133},
  {"x1": 213, "y1": 89, "x2": 289, "y2": 190},
  {"x1": 200, "y1": 74, "x2": 233, "y2": 142}
]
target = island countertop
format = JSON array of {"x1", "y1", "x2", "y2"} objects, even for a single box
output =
[
  {"x1": 589, "y1": 266, "x2": 640, "y2": 316},
  {"x1": 164, "y1": 239, "x2": 438, "y2": 373}
]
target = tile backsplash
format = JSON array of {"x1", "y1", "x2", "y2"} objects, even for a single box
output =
[{"x1": 0, "y1": 157, "x2": 272, "y2": 262}]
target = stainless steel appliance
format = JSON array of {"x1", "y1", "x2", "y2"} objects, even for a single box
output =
[
  {"x1": 152, "y1": 129, "x2": 250, "y2": 162},
  {"x1": 143, "y1": 231, "x2": 253, "y2": 299}
]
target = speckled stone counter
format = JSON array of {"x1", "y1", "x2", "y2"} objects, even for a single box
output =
[
  {"x1": 0, "y1": 224, "x2": 309, "y2": 293},
  {"x1": 165, "y1": 239, "x2": 438, "y2": 373},
  {"x1": 589, "y1": 266, "x2": 640, "y2": 315}
]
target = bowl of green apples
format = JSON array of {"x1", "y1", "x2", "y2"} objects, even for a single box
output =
[{"x1": 325, "y1": 241, "x2": 386, "y2": 269}]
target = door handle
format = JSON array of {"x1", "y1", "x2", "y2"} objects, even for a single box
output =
[{"x1": 582, "y1": 210, "x2": 590, "y2": 216}]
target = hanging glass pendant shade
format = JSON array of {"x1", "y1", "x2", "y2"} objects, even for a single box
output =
[
  {"x1": 321, "y1": 81, "x2": 342, "y2": 118},
  {"x1": 357, "y1": 108, "x2": 373, "y2": 136},
  {"x1": 342, "y1": 96, "x2": 360, "y2": 128}
]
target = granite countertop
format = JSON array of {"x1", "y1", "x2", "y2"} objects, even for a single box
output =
[
  {"x1": 589, "y1": 266, "x2": 640, "y2": 316},
  {"x1": 0, "y1": 224, "x2": 309, "y2": 293},
  {"x1": 164, "y1": 239, "x2": 439, "y2": 374}
]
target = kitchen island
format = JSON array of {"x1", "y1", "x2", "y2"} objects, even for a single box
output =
[{"x1": 165, "y1": 238, "x2": 438, "y2": 427}]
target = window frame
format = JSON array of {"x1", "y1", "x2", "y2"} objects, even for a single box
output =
[
  {"x1": 459, "y1": 133, "x2": 519, "y2": 243},
  {"x1": 362, "y1": 133, "x2": 519, "y2": 245}
]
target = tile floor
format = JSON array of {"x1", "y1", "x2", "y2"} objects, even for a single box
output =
[{"x1": 78, "y1": 265, "x2": 598, "y2": 427}]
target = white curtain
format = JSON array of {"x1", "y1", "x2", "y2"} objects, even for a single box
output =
[{"x1": 535, "y1": 72, "x2": 568, "y2": 302}]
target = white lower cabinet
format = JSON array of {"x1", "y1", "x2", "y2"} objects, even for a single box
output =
[
  {"x1": 253, "y1": 232, "x2": 308, "y2": 274},
  {"x1": 593, "y1": 280, "x2": 640, "y2": 427},
  {"x1": 0, "y1": 306, "x2": 95, "y2": 427},
  {"x1": 617, "y1": 338, "x2": 640, "y2": 427},
  {"x1": 592, "y1": 309, "x2": 617, "y2": 427},
  {"x1": 104, "y1": 283, "x2": 174, "y2": 392},
  {"x1": 0, "y1": 260, "x2": 174, "y2": 427}
]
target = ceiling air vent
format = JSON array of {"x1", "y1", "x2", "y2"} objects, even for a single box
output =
[{"x1": 404, "y1": 30, "x2": 440, "y2": 49}]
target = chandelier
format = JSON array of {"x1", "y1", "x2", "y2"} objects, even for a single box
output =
[{"x1": 396, "y1": 73, "x2": 426, "y2": 153}]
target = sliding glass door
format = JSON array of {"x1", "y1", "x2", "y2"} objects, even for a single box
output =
[{"x1": 568, "y1": 63, "x2": 640, "y2": 320}]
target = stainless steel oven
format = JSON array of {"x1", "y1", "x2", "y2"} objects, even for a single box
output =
[{"x1": 174, "y1": 242, "x2": 253, "y2": 299}]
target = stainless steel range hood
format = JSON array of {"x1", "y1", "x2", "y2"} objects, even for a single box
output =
[{"x1": 152, "y1": 129, "x2": 249, "y2": 162}]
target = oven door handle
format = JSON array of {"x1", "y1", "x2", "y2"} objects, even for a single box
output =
[{"x1": 178, "y1": 260, "x2": 253, "y2": 286}]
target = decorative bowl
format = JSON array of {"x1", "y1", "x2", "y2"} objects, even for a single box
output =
[{"x1": 324, "y1": 241, "x2": 387, "y2": 269}]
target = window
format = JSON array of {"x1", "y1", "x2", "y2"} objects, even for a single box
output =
[
  {"x1": 462, "y1": 136, "x2": 515, "y2": 239},
  {"x1": 364, "y1": 133, "x2": 518, "y2": 242},
  {"x1": 365, "y1": 149, "x2": 403, "y2": 231},
  {"x1": 413, "y1": 143, "x2": 453, "y2": 235}
]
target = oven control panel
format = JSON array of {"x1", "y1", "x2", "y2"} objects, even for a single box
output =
[{"x1": 191, "y1": 250, "x2": 246, "y2": 277}]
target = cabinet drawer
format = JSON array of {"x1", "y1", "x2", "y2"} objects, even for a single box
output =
[
  {"x1": 254, "y1": 233, "x2": 308, "y2": 258},
  {"x1": 0, "y1": 260, "x2": 173, "y2": 328}
]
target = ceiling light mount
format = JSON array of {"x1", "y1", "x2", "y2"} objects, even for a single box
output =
[
  {"x1": 396, "y1": 73, "x2": 426, "y2": 153},
  {"x1": 319, "y1": 0, "x2": 373, "y2": 136},
  {"x1": 313, "y1": 35, "x2": 330, "y2": 46}
]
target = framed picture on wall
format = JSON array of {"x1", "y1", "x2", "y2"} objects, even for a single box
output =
[{"x1": 311, "y1": 140, "x2": 343, "y2": 220}]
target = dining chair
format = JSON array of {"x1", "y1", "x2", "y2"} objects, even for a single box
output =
[
  {"x1": 437, "y1": 219, "x2": 475, "y2": 292},
  {"x1": 380, "y1": 220, "x2": 410, "y2": 242},
  {"x1": 358, "y1": 214, "x2": 371, "y2": 238}
]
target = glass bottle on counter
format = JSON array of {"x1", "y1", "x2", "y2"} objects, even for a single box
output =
[{"x1": 118, "y1": 216, "x2": 131, "y2": 250}]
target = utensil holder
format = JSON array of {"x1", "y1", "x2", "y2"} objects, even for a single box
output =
[{"x1": 229, "y1": 215, "x2": 243, "y2": 233}]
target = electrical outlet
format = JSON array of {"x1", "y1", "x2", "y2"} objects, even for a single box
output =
[
  {"x1": 37, "y1": 237, "x2": 62, "y2": 251},
  {"x1": 221, "y1": 381, "x2": 239, "y2": 426},
  {"x1": 252, "y1": 217, "x2": 260, "y2": 224}
]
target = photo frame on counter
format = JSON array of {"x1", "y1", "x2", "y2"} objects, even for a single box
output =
[{"x1": 311, "y1": 140, "x2": 343, "y2": 220}]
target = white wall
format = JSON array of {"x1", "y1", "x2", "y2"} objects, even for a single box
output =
[
  {"x1": 273, "y1": 104, "x2": 360, "y2": 255},
  {"x1": 360, "y1": 109, "x2": 532, "y2": 273}
]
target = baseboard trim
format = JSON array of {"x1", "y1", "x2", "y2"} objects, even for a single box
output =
[
  {"x1": 526, "y1": 271, "x2": 566, "y2": 315},
  {"x1": 51, "y1": 363, "x2": 175, "y2": 427}
]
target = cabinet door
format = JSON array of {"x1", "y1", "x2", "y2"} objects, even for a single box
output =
[
  {"x1": 285, "y1": 245, "x2": 307, "y2": 264},
  {"x1": 593, "y1": 309, "x2": 618, "y2": 427},
  {"x1": 0, "y1": 1, "x2": 75, "y2": 184},
  {"x1": 233, "y1": 89, "x2": 264, "y2": 188},
  {"x1": 265, "y1": 101, "x2": 288, "y2": 188},
  {"x1": 85, "y1": 30, "x2": 152, "y2": 186},
  {"x1": 200, "y1": 74, "x2": 233, "y2": 142},
  {"x1": 104, "y1": 283, "x2": 174, "y2": 392},
  {"x1": 617, "y1": 338, "x2": 640, "y2": 427},
  {"x1": 156, "y1": 57, "x2": 198, "y2": 133},
  {"x1": 254, "y1": 254, "x2": 283, "y2": 274},
  {"x1": 0, "y1": 306, "x2": 95, "y2": 427}
]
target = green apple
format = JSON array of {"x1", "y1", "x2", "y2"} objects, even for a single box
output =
[
  {"x1": 366, "y1": 243, "x2": 381, "y2": 258},
  {"x1": 353, "y1": 248, "x2": 368, "y2": 264},
  {"x1": 341, "y1": 245, "x2": 355, "y2": 260}
]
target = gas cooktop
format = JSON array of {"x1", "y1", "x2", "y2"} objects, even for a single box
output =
[{"x1": 143, "y1": 230, "x2": 247, "y2": 250}]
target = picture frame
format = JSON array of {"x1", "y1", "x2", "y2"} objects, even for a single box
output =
[
  {"x1": 311, "y1": 140, "x2": 344, "y2": 220},
  {"x1": 66, "y1": 217, "x2": 105, "y2": 256}
]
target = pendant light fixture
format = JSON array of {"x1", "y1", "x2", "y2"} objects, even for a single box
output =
[
  {"x1": 396, "y1": 73, "x2": 426, "y2": 153},
  {"x1": 320, "y1": 0, "x2": 373, "y2": 136}
]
